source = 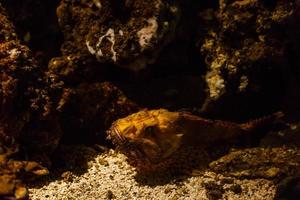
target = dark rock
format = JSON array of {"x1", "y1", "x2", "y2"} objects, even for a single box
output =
[
  {"x1": 210, "y1": 147, "x2": 300, "y2": 180},
  {"x1": 275, "y1": 176, "x2": 300, "y2": 200},
  {"x1": 203, "y1": 181, "x2": 225, "y2": 200},
  {"x1": 0, "y1": 6, "x2": 57, "y2": 147},
  {"x1": 0, "y1": 4, "x2": 61, "y2": 199},
  {"x1": 57, "y1": 82, "x2": 139, "y2": 143},
  {"x1": 56, "y1": 0, "x2": 181, "y2": 70},
  {"x1": 2, "y1": 0, "x2": 63, "y2": 65},
  {"x1": 199, "y1": 0, "x2": 300, "y2": 120},
  {"x1": 229, "y1": 184, "x2": 242, "y2": 194}
]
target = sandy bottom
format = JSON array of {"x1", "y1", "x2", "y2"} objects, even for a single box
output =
[{"x1": 29, "y1": 145, "x2": 276, "y2": 200}]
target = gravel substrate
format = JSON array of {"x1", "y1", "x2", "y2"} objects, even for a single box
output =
[{"x1": 29, "y1": 146, "x2": 276, "y2": 200}]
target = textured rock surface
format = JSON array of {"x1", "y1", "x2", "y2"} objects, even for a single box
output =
[
  {"x1": 2, "y1": 0, "x2": 62, "y2": 65},
  {"x1": 199, "y1": 0, "x2": 300, "y2": 119},
  {"x1": 0, "y1": 4, "x2": 59, "y2": 149},
  {"x1": 57, "y1": 82, "x2": 139, "y2": 143},
  {"x1": 0, "y1": 144, "x2": 49, "y2": 200},
  {"x1": 210, "y1": 147, "x2": 300, "y2": 180},
  {"x1": 0, "y1": 4, "x2": 59, "y2": 199},
  {"x1": 57, "y1": 0, "x2": 180, "y2": 70}
]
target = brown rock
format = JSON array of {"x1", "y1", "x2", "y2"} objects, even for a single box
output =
[
  {"x1": 199, "y1": 0, "x2": 300, "y2": 119},
  {"x1": 58, "y1": 82, "x2": 139, "y2": 143},
  {"x1": 56, "y1": 0, "x2": 180, "y2": 70},
  {"x1": 210, "y1": 147, "x2": 300, "y2": 180}
]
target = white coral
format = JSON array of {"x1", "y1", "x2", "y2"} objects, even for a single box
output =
[
  {"x1": 86, "y1": 41, "x2": 96, "y2": 55},
  {"x1": 205, "y1": 54, "x2": 227, "y2": 99},
  {"x1": 86, "y1": 28, "x2": 118, "y2": 62},
  {"x1": 137, "y1": 17, "x2": 158, "y2": 50},
  {"x1": 96, "y1": 28, "x2": 117, "y2": 62}
]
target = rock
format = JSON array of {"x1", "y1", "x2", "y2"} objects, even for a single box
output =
[
  {"x1": 47, "y1": 54, "x2": 107, "y2": 86},
  {"x1": 275, "y1": 176, "x2": 300, "y2": 200},
  {"x1": 0, "y1": 136, "x2": 49, "y2": 199},
  {"x1": 0, "y1": 5, "x2": 57, "y2": 146},
  {"x1": 260, "y1": 122, "x2": 300, "y2": 147},
  {"x1": 2, "y1": 0, "x2": 62, "y2": 64},
  {"x1": 0, "y1": 4, "x2": 60, "y2": 199},
  {"x1": 56, "y1": 0, "x2": 180, "y2": 70},
  {"x1": 203, "y1": 181, "x2": 225, "y2": 200},
  {"x1": 199, "y1": 0, "x2": 300, "y2": 119},
  {"x1": 209, "y1": 147, "x2": 300, "y2": 180},
  {"x1": 57, "y1": 82, "x2": 139, "y2": 143}
]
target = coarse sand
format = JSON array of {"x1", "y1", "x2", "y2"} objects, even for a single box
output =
[{"x1": 29, "y1": 145, "x2": 276, "y2": 200}]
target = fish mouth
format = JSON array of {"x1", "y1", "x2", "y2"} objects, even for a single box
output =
[
  {"x1": 106, "y1": 125, "x2": 126, "y2": 145},
  {"x1": 120, "y1": 146, "x2": 153, "y2": 166}
]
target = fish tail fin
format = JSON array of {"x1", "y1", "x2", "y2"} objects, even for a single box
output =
[
  {"x1": 238, "y1": 112, "x2": 285, "y2": 146},
  {"x1": 241, "y1": 112, "x2": 285, "y2": 131}
]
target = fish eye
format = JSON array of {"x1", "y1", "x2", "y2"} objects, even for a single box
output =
[{"x1": 144, "y1": 126, "x2": 156, "y2": 137}]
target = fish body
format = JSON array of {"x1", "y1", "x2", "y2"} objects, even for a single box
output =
[{"x1": 107, "y1": 109, "x2": 283, "y2": 172}]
